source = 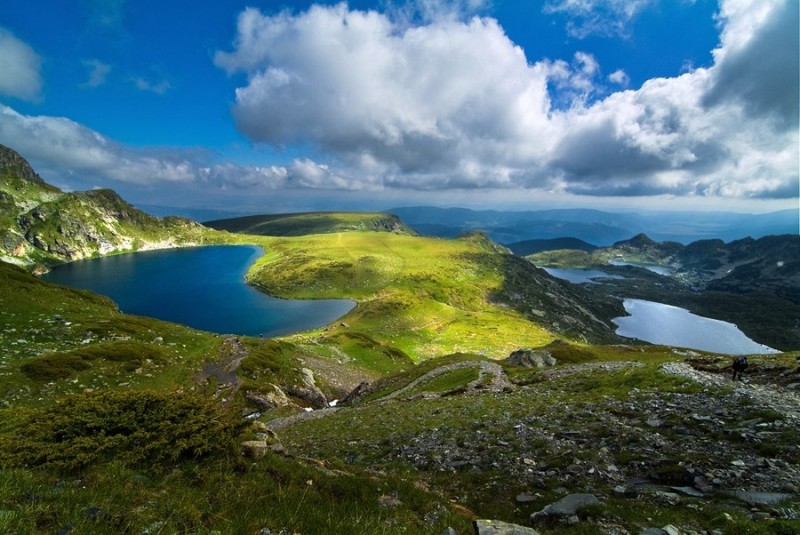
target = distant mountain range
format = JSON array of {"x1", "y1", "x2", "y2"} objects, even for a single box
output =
[
  {"x1": 205, "y1": 212, "x2": 414, "y2": 237},
  {"x1": 388, "y1": 205, "x2": 798, "y2": 245}
]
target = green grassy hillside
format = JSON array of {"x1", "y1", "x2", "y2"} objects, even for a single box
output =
[
  {"x1": 3, "y1": 257, "x2": 798, "y2": 534},
  {"x1": 206, "y1": 211, "x2": 415, "y2": 236},
  {"x1": 245, "y1": 231, "x2": 621, "y2": 366},
  {"x1": 277, "y1": 348, "x2": 800, "y2": 534},
  {"x1": 0, "y1": 257, "x2": 478, "y2": 533},
  {"x1": 2, "y1": 246, "x2": 799, "y2": 535}
]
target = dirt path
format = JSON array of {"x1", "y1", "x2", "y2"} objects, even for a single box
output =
[
  {"x1": 662, "y1": 361, "x2": 800, "y2": 424},
  {"x1": 268, "y1": 360, "x2": 512, "y2": 430}
]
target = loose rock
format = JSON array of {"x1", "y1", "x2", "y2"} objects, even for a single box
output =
[{"x1": 473, "y1": 519, "x2": 541, "y2": 535}]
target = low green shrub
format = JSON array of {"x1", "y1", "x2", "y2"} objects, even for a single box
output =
[
  {"x1": 20, "y1": 353, "x2": 92, "y2": 380},
  {"x1": 0, "y1": 390, "x2": 245, "y2": 473},
  {"x1": 238, "y1": 339, "x2": 299, "y2": 380},
  {"x1": 20, "y1": 341, "x2": 167, "y2": 381}
]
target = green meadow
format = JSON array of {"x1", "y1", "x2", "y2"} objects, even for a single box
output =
[{"x1": 249, "y1": 231, "x2": 557, "y2": 363}]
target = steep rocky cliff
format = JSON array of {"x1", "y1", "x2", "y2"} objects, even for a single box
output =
[{"x1": 0, "y1": 145, "x2": 209, "y2": 269}]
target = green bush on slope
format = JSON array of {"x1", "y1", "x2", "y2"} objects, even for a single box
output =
[
  {"x1": 19, "y1": 341, "x2": 167, "y2": 381},
  {"x1": 0, "y1": 390, "x2": 245, "y2": 473}
]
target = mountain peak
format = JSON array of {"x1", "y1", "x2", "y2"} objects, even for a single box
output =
[
  {"x1": 614, "y1": 233, "x2": 656, "y2": 247},
  {"x1": 0, "y1": 144, "x2": 51, "y2": 188},
  {"x1": 0, "y1": 145, "x2": 205, "y2": 268}
]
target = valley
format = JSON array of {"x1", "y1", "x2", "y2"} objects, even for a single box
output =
[
  {"x1": 528, "y1": 234, "x2": 800, "y2": 351},
  {"x1": 0, "y1": 145, "x2": 798, "y2": 534}
]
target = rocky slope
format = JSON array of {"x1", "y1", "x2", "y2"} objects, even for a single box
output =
[
  {"x1": 0, "y1": 145, "x2": 209, "y2": 269},
  {"x1": 276, "y1": 350, "x2": 800, "y2": 534}
]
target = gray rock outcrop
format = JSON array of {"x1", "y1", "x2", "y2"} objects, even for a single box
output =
[
  {"x1": 530, "y1": 493, "x2": 599, "y2": 522},
  {"x1": 285, "y1": 368, "x2": 328, "y2": 408},
  {"x1": 504, "y1": 349, "x2": 557, "y2": 368},
  {"x1": 246, "y1": 384, "x2": 293, "y2": 410}
]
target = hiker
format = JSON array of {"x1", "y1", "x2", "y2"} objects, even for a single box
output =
[{"x1": 731, "y1": 355, "x2": 748, "y2": 381}]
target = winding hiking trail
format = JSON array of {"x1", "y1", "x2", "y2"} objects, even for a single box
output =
[
  {"x1": 380, "y1": 360, "x2": 514, "y2": 401},
  {"x1": 268, "y1": 359, "x2": 512, "y2": 430}
]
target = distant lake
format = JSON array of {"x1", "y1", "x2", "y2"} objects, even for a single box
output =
[
  {"x1": 43, "y1": 245, "x2": 355, "y2": 337},
  {"x1": 544, "y1": 267, "x2": 625, "y2": 284},
  {"x1": 613, "y1": 299, "x2": 779, "y2": 355},
  {"x1": 609, "y1": 260, "x2": 673, "y2": 275}
]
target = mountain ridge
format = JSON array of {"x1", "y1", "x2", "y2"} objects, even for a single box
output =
[
  {"x1": 0, "y1": 144, "x2": 211, "y2": 269},
  {"x1": 389, "y1": 205, "x2": 799, "y2": 245},
  {"x1": 206, "y1": 211, "x2": 416, "y2": 237}
]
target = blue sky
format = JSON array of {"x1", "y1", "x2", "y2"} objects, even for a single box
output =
[{"x1": 0, "y1": 0, "x2": 797, "y2": 216}]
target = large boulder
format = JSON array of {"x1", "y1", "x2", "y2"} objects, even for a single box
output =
[
  {"x1": 245, "y1": 384, "x2": 293, "y2": 410},
  {"x1": 530, "y1": 493, "x2": 599, "y2": 523},
  {"x1": 341, "y1": 381, "x2": 374, "y2": 405},
  {"x1": 504, "y1": 349, "x2": 557, "y2": 368},
  {"x1": 286, "y1": 368, "x2": 328, "y2": 408},
  {"x1": 241, "y1": 440, "x2": 269, "y2": 459}
]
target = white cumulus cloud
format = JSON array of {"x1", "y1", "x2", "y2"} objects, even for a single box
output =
[
  {"x1": 0, "y1": 28, "x2": 43, "y2": 101},
  {"x1": 0, "y1": 104, "x2": 194, "y2": 184},
  {"x1": 215, "y1": 0, "x2": 797, "y2": 200},
  {"x1": 215, "y1": 4, "x2": 555, "y2": 186},
  {"x1": 608, "y1": 69, "x2": 629, "y2": 86},
  {"x1": 0, "y1": 103, "x2": 352, "y2": 196}
]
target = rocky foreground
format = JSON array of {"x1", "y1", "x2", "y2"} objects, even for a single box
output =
[{"x1": 264, "y1": 352, "x2": 800, "y2": 534}]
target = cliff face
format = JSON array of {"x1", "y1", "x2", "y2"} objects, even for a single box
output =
[{"x1": 0, "y1": 145, "x2": 207, "y2": 269}]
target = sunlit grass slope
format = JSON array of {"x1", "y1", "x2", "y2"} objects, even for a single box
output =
[
  {"x1": 0, "y1": 261, "x2": 225, "y2": 406},
  {"x1": 248, "y1": 231, "x2": 557, "y2": 361}
]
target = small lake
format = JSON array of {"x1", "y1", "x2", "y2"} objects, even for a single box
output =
[
  {"x1": 43, "y1": 245, "x2": 355, "y2": 337},
  {"x1": 613, "y1": 299, "x2": 779, "y2": 355},
  {"x1": 544, "y1": 267, "x2": 625, "y2": 284},
  {"x1": 609, "y1": 260, "x2": 673, "y2": 275}
]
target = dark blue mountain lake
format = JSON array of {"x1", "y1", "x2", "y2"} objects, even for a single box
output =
[
  {"x1": 43, "y1": 245, "x2": 355, "y2": 337},
  {"x1": 613, "y1": 298, "x2": 779, "y2": 355}
]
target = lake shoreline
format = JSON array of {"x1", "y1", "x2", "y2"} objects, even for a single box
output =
[
  {"x1": 43, "y1": 244, "x2": 356, "y2": 338},
  {"x1": 613, "y1": 298, "x2": 780, "y2": 355}
]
